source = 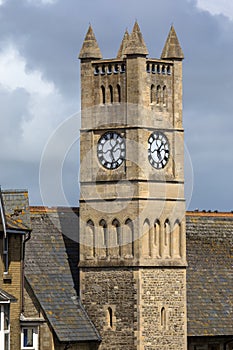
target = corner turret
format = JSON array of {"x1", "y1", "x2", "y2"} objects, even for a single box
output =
[
  {"x1": 124, "y1": 21, "x2": 148, "y2": 56},
  {"x1": 79, "y1": 25, "x2": 102, "y2": 60},
  {"x1": 161, "y1": 25, "x2": 184, "y2": 60},
  {"x1": 117, "y1": 29, "x2": 129, "y2": 59}
]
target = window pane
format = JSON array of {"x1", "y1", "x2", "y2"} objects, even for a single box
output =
[
  {"x1": 23, "y1": 328, "x2": 33, "y2": 347},
  {"x1": 4, "y1": 305, "x2": 9, "y2": 330},
  {"x1": 5, "y1": 333, "x2": 9, "y2": 350}
]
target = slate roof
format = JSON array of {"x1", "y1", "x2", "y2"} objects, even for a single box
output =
[
  {"x1": 25, "y1": 206, "x2": 233, "y2": 340},
  {"x1": 25, "y1": 207, "x2": 100, "y2": 343},
  {"x1": 186, "y1": 212, "x2": 233, "y2": 337}
]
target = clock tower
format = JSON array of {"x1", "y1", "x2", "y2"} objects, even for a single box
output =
[{"x1": 78, "y1": 22, "x2": 187, "y2": 350}]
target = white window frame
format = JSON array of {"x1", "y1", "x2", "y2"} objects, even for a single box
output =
[
  {"x1": 21, "y1": 326, "x2": 38, "y2": 350},
  {"x1": 0, "y1": 302, "x2": 10, "y2": 350}
]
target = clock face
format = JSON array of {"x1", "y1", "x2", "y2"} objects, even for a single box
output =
[
  {"x1": 148, "y1": 132, "x2": 170, "y2": 169},
  {"x1": 97, "y1": 132, "x2": 125, "y2": 169}
]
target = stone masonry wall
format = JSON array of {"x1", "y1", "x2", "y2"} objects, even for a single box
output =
[
  {"x1": 140, "y1": 268, "x2": 187, "y2": 349},
  {"x1": 80, "y1": 268, "x2": 137, "y2": 350}
]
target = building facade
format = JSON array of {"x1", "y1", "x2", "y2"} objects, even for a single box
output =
[{"x1": 78, "y1": 22, "x2": 187, "y2": 350}]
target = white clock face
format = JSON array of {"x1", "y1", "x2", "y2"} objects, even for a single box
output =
[
  {"x1": 97, "y1": 132, "x2": 125, "y2": 169},
  {"x1": 148, "y1": 132, "x2": 170, "y2": 169}
]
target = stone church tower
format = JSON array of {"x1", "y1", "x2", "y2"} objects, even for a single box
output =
[{"x1": 79, "y1": 22, "x2": 187, "y2": 350}]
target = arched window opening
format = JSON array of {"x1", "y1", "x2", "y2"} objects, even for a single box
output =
[
  {"x1": 107, "y1": 64, "x2": 112, "y2": 74},
  {"x1": 121, "y1": 63, "x2": 126, "y2": 73},
  {"x1": 101, "y1": 65, "x2": 105, "y2": 75},
  {"x1": 152, "y1": 64, "x2": 156, "y2": 74},
  {"x1": 162, "y1": 65, "x2": 166, "y2": 74},
  {"x1": 112, "y1": 219, "x2": 121, "y2": 246},
  {"x1": 101, "y1": 85, "x2": 106, "y2": 104},
  {"x1": 124, "y1": 219, "x2": 134, "y2": 257},
  {"x1": 150, "y1": 84, "x2": 155, "y2": 104},
  {"x1": 117, "y1": 84, "x2": 121, "y2": 103},
  {"x1": 167, "y1": 65, "x2": 171, "y2": 75},
  {"x1": 142, "y1": 219, "x2": 151, "y2": 257},
  {"x1": 163, "y1": 85, "x2": 167, "y2": 106},
  {"x1": 154, "y1": 220, "x2": 160, "y2": 246},
  {"x1": 156, "y1": 85, "x2": 161, "y2": 105},
  {"x1": 157, "y1": 64, "x2": 161, "y2": 74},
  {"x1": 99, "y1": 219, "x2": 107, "y2": 255},
  {"x1": 109, "y1": 85, "x2": 113, "y2": 104},
  {"x1": 94, "y1": 66, "x2": 99, "y2": 75},
  {"x1": 86, "y1": 220, "x2": 95, "y2": 257},
  {"x1": 146, "y1": 63, "x2": 150, "y2": 73},
  {"x1": 107, "y1": 307, "x2": 113, "y2": 328},
  {"x1": 161, "y1": 307, "x2": 166, "y2": 328},
  {"x1": 114, "y1": 64, "x2": 119, "y2": 73},
  {"x1": 164, "y1": 219, "x2": 170, "y2": 246},
  {"x1": 154, "y1": 220, "x2": 161, "y2": 259}
]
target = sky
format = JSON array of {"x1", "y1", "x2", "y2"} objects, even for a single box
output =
[{"x1": 0, "y1": 0, "x2": 232, "y2": 211}]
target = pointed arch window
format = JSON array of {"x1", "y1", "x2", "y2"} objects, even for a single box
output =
[
  {"x1": 161, "y1": 307, "x2": 166, "y2": 328},
  {"x1": 163, "y1": 85, "x2": 167, "y2": 106},
  {"x1": 99, "y1": 219, "x2": 107, "y2": 255},
  {"x1": 117, "y1": 84, "x2": 121, "y2": 103},
  {"x1": 162, "y1": 65, "x2": 166, "y2": 75},
  {"x1": 164, "y1": 219, "x2": 170, "y2": 246},
  {"x1": 167, "y1": 65, "x2": 171, "y2": 75},
  {"x1": 101, "y1": 85, "x2": 106, "y2": 104},
  {"x1": 150, "y1": 84, "x2": 155, "y2": 104},
  {"x1": 107, "y1": 307, "x2": 113, "y2": 328},
  {"x1": 109, "y1": 85, "x2": 113, "y2": 103},
  {"x1": 142, "y1": 219, "x2": 151, "y2": 257},
  {"x1": 157, "y1": 64, "x2": 161, "y2": 74},
  {"x1": 86, "y1": 220, "x2": 95, "y2": 257},
  {"x1": 123, "y1": 219, "x2": 134, "y2": 257},
  {"x1": 152, "y1": 64, "x2": 156, "y2": 73},
  {"x1": 112, "y1": 219, "x2": 120, "y2": 246},
  {"x1": 146, "y1": 63, "x2": 150, "y2": 73}
]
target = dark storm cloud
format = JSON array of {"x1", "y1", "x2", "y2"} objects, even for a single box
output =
[{"x1": 0, "y1": 0, "x2": 232, "y2": 210}]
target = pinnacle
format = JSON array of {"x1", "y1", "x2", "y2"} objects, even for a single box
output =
[
  {"x1": 124, "y1": 21, "x2": 148, "y2": 56},
  {"x1": 161, "y1": 25, "x2": 184, "y2": 60},
  {"x1": 117, "y1": 29, "x2": 129, "y2": 59},
  {"x1": 79, "y1": 25, "x2": 102, "y2": 60}
]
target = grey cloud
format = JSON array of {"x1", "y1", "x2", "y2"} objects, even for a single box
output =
[{"x1": 0, "y1": 0, "x2": 232, "y2": 210}]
